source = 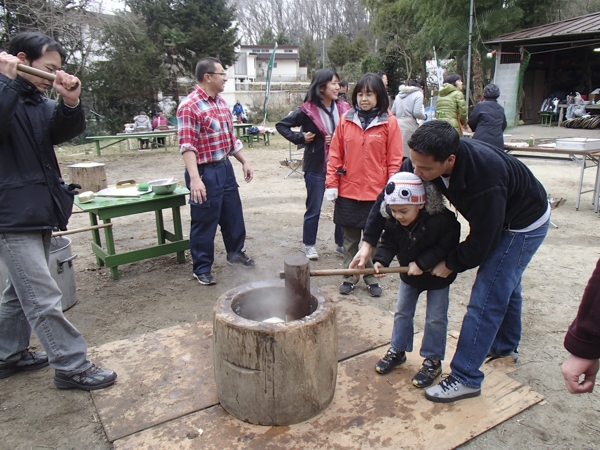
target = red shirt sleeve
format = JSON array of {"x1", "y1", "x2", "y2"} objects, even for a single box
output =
[{"x1": 564, "y1": 257, "x2": 600, "y2": 359}]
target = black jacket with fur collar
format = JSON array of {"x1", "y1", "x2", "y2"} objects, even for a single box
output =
[{"x1": 373, "y1": 183, "x2": 460, "y2": 290}]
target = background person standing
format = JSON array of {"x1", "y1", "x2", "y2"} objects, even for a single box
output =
[
  {"x1": 468, "y1": 83, "x2": 507, "y2": 150},
  {"x1": 391, "y1": 79, "x2": 427, "y2": 155},
  {"x1": 178, "y1": 57, "x2": 255, "y2": 286},
  {"x1": 276, "y1": 69, "x2": 350, "y2": 261},
  {"x1": 326, "y1": 73, "x2": 403, "y2": 297},
  {"x1": 152, "y1": 110, "x2": 169, "y2": 146},
  {"x1": 435, "y1": 74, "x2": 468, "y2": 136}
]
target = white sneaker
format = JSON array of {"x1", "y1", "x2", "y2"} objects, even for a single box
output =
[
  {"x1": 424, "y1": 374, "x2": 481, "y2": 403},
  {"x1": 304, "y1": 245, "x2": 318, "y2": 260}
]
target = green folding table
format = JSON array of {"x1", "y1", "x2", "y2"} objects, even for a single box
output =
[{"x1": 75, "y1": 186, "x2": 190, "y2": 280}]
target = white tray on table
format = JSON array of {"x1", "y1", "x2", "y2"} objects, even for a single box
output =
[{"x1": 555, "y1": 138, "x2": 600, "y2": 151}]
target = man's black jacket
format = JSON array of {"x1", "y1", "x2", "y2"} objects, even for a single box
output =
[
  {"x1": 363, "y1": 138, "x2": 548, "y2": 273},
  {"x1": 0, "y1": 74, "x2": 85, "y2": 232}
]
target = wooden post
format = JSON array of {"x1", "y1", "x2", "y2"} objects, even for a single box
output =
[{"x1": 68, "y1": 163, "x2": 107, "y2": 192}]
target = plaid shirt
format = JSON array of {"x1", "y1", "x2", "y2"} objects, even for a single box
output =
[{"x1": 177, "y1": 86, "x2": 241, "y2": 164}]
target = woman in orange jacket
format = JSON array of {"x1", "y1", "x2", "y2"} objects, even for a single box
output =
[{"x1": 326, "y1": 73, "x2": 403, "y2": 297}]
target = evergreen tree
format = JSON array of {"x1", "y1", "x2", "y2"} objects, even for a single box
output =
[
  {"x1": 328, "y1": 33, "x2": 350, "y2": 71},
  {"x1": 86, "y1": 15, "x2": 169, "y2": 133},
  {"x1": 125, "y1": 0, "x2": 239, "y2": 100},
  {"x1": 299, "y1": 37, "x2": 319, "y2": 74}
]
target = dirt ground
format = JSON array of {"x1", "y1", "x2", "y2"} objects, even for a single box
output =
[{"x1": 1, "y1": 125, "x2": 600, "y2": 449}]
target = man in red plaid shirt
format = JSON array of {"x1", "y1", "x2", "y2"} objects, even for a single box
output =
[{"x1": 178, "y1": 56, "x2": 255, "y2": 286}]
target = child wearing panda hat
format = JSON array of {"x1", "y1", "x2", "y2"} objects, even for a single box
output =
[{"x1": 372, "y1": 172, "x2": 460, "y2": 388}]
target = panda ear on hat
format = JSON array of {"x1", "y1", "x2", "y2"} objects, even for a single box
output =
[{"x1": 384, "y1": 172, "x2": 426, "y2": 205}]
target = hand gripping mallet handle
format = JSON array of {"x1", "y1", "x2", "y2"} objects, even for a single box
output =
[
  {"x1": 17, "y1": 63, "x2": 79, "y2": 89},
  {"x1": 279, "y1": 266, "x2": 409, "y2": 279}
]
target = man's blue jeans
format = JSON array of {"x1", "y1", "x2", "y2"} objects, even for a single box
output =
[
  {"x1": 0, "y1": 231, "x2": 91, "y2": 375},
  {"x1": 391, "y1": 280, "x2": 450, "y2": 361},
  {"x1": 303, "y1": 171, "x2": 326, "y2": 246},
  {"x1": 185, "y1": 159, "x2": 246, "y2": 275},
  {"x1": 450, "y1": 219, "x2": 550, "y2": 388}
]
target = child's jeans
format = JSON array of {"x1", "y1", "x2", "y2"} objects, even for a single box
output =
[{"x1": 390, "y1": 280, "x2": 450, "y2": 361}]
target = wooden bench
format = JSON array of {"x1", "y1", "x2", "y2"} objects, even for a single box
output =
[{"x1": 240, "y1": 132, "x2": 270, "y2": 147}]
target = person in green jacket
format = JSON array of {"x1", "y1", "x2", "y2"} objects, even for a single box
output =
[{"x1": 435, "y1": 74, "x2": 467, "y2": 136}]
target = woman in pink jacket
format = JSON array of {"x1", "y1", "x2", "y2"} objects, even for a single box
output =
[{"x1": 326, "y1": 73, "x2": 403, "y2": 297}]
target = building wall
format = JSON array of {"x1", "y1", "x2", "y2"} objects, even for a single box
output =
[{"x1": 271, "y1": 60, "x2": 298, "y2": 81}]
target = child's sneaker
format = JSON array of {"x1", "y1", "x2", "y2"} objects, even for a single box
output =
[
  {"x1": 375, "y1": 348, "x2": 406, "y2": 374},
  {"x1": 411, "y1": 358, "x2": 442, "y2": 388}
]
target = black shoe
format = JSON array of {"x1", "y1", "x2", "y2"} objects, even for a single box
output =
[
  {"x1": 227, "y1": 251, "x2": 255, "y2": 268},
  {"x1": 486, "y1": 348, "x2": 519, "y2": 363},
  {"x1": 194, "y1": 272, "x2": 216, "y2": 285},
  {"x1": 367, "y1": 283, "x2": 382, "y2": 297},
  {"x1": 339, "y1": 282, "x2": 355, "y2": 295},
  {"x1": 0, "y1": 350, "x2": 49, "y2": 379},
  {"x1": 54, "y1": 364, "x2": 117, "y2": 391},
  {"x1": 411, "y1": 358, "x2": 442, "y2": 388},
  {"x1": 375, "y1": 348, "x2": 407, "y2": 374}
]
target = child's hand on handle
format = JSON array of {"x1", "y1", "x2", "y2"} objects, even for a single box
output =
[
  {"x1": 350, "y1": 242, "x2": 373, "y2": 280},
  {"x1": 407, "y1": 261, "x2": 423, "y2": 276},
  {"x1": 373, "y1": 262, "x2": 385, "y2": 278}
]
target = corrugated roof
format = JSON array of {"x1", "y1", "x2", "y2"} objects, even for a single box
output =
[{"x1": 486, "y1": 11, "x2": 600, "y2": 44}]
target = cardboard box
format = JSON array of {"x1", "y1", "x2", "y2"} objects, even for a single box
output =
[{"x1": 588, "y1": 93, "x2": 600, "y2": 103}]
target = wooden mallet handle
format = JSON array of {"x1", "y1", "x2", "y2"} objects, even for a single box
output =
[
  {"x1": 17, "y1": 63, "x2": 79, "y2": 89},
  {"x1": 279, "y1": 266, "x2": 409, "y2": 279}
]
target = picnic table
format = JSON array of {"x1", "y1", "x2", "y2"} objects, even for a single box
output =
[
  {"x1": 86, "y1": 130, "x2": 177, "y2": 156},
  {"x1": 505, "y1": 144, "x2": 600, "y2": 211},
  {"x1": 75, "y1": 186, "x2": 190, "y2": 280},
  {"x1": 233, "y1": 123, "x2": 270, "y2": 147}
]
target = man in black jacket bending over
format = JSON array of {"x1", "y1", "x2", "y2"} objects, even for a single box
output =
[
  {"x1": 0, "y1": 32, "x2": 116, "y2": 390},
  {"x1": 353, "y1": 120, "x2": 550, "y2": 402}
]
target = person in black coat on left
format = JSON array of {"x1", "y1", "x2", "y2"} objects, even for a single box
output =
[{"x1": 468, "y1": 84, "x2": 507, "y2": 150}]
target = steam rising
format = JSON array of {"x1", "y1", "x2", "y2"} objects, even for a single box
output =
[{"x1": 232, "y1": 286, "x2": 317, "y2": 322}]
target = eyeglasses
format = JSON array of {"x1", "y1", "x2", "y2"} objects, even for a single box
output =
[{"x1": 207, "y1": 72, "x2": 227, "y2": 76}]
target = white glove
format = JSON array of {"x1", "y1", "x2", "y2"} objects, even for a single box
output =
[{"x1": 325, "y1": 188, "x2": 338, "y2": 201}]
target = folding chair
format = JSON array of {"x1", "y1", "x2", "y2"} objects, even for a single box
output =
[{"x1": 282, "y1": 127, "x2": 304, "y2": 179}]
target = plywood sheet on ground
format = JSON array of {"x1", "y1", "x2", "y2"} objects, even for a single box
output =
[
  {"x1": 91, "y1": 297, "x2": 394, "y2": 441},
  {"x1": 89, "y1": 322, "x2": 216, "y2": 442},
  {"x1": 113, "y1": 337, "x2": 543, "y2": 450}
]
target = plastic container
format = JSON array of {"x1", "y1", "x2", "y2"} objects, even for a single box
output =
[
  {"x1": 528, "y1": 134, "x2": 535, "y2": 147},
  {"x1": 555, "y1": 138, "x2": 600, "y2": 151}
]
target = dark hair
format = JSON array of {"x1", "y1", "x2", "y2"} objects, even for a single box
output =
[
  {"x1": 377, "y1": 70, "x2": 386, "y2": 78},
  {"x1": 351, "y1": 73, "x2": 389, "y2": 111},
  {"x1": 8, "y1": 31, "x2": 66, "y2": 63},
  {"x1": 407, "y1": 121, "x2": 460, "y2": 162},
  {"x1": 305, "y1": 69, "x2": 338, "y2": 104},
  {"x1": 195, "y1": 57, "x2": 221, "y2": 82},
  {"x1": 339, "y1": 80, "x2": 348, "y2": 88},
  {"x1": 443, "y1": 73, "x2": 462, "y2": 86},
  {"x1": 408, "y1": 79, "x2": 422, "y2": 88}
]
